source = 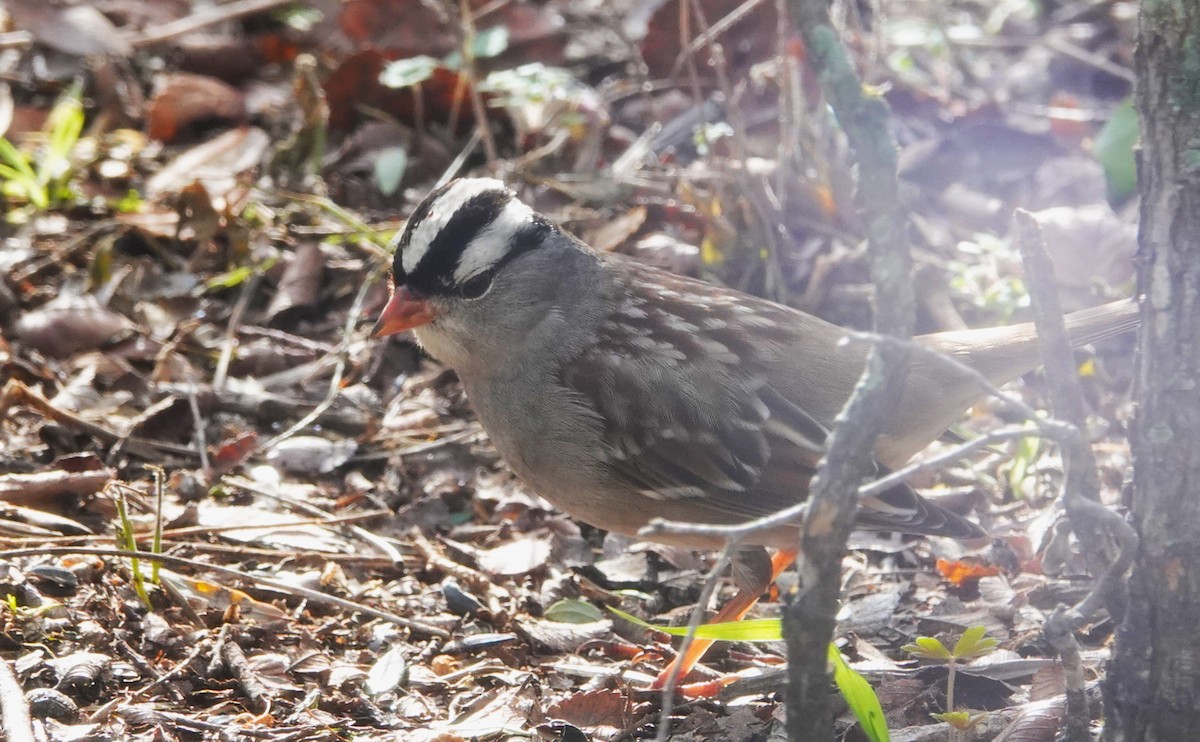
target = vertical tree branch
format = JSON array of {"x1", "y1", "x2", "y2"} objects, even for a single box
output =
[
  {"x1": 784, "y1": 1, "x2": 913, "y2": 738},
  {"x1": 1109, "y1": 2, "x2": 1200, "y2": 739},
  {"x1": 1014, "y1": 211, "x2": 1133, "y2": 742}
]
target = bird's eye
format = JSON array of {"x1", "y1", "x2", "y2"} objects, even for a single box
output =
[{"x1": 459, "y1": 272, "x2": 493, "y2": 299}]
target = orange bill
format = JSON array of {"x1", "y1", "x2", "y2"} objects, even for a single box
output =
[{"x1": 373, "y1": 286, "x2": 436, "y2": 337}]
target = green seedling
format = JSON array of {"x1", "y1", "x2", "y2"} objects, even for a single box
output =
[
  {"x1": 0, "y1": 84, "x2": 85, "y2": 214},
  {"x1": 612, "y1": 608, "x2": 889, "y2": 742},
  {"x1": 903, "y1": 625, "x2": 998, "y2": 740}
]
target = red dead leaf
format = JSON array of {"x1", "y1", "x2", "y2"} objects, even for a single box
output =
[{"x1": 936, "y1": 558, "x2": 1002, "y2": 587}]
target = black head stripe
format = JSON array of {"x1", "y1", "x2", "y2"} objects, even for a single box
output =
[{"x1": 395, "y1": 186, "x2": 515, "y2": 296}]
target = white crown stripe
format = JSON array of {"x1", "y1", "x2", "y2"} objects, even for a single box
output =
[
  {"x1": 402, "y1": 178, "x2": 510, "y2": 275},
  {"x1": 453, "y1": 198, "x2": 535, "y2": 282}
]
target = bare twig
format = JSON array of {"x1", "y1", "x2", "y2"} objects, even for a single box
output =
[
  {"x1": 1013, "y1": 210, "x2": 1136, "y2": 740},
  {"x1": 782, "y1": 2, "x2": 916, "y2": 738},
  {"x1": 220, "y1": 626, "x2": 271, "y2": 714},
  {"x1": 0, "y1": 510, "x2": 391, "y2": 548},
  {"x1": 1042, "y1": 36, "x2": 1137, "y2": 85},
  {"x1": 0, "y1": 31, "x2": 33, "y2": 50},
  {"x1": 455, "y1": 0, "x2": 498, "y2": 163},
  {"x1": 0, "y1": 547, "x2": 450, "y2": 638},
  {"x1": 642, "y1": 423, "x2": 1033, "y2": 543},
  {"x1": 130, "y1": 0, "x2": 297, "y2": 47},
  {"x1": 212, "y1": 272, "x2": 260, "y2": 394},
  {"x1": 0, "y1": 380, "x2": 196, "y2": 460},
  {"x1": 260, "y1": 262, "x2": 385, "y2": 451},
  {"x1": 186, "y1": 387, "x2": 211, "y2": 473},
  {"x1": 126, "y1": 642, "x2": 209, "y2": 704},
  {"x1": 0, "y1": 657, "x2": 35, "y2": 742},
  {"x1": 221, "y1": 474, "x2": 404, "y2": 567},
  {"x1": 669, "y1": 0, "x2": 768, "y2": 80}
]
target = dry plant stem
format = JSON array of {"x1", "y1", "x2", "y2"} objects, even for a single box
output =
[
  {"x1": 0, "y1": 31, "x2": 32, "y2": 49},
  {"x1": 220, "y1": 626, "x2": 270, "y2": 714},
  {"x1": 1045, "y1": 605, "x2": 1091, "y2": 742},
  {"x1": 785, "y1": 0, "x2": 914, "y2": 738},
  {"x1": 1014, "y1": 210, "x2": 1130, "y2": 621},
  {"x1": 1012, "y1": 224, "x2": 1132, "y2": 569},
  {"x1": 642, "y1": 423, "x2": 1034, "y2": 543},
  {"x1": 860, "y1": 425, "x2": 1035, "y2": 497},
  {"x1": 85, "y1": 697, "x2": 127, "y2": 726},
  {"x1": 643, "y1": 326, "x2": 1111, "y2": 545},
  {"x1": 156, "y1": 540, "x2": 401, "y2": 568},
  {"x1": 0, "y1": 379, "x2": 195, "y2": 460},
  {"x1": 1042, "y1": 36, "x2": 1136, "y2": 85},
  {"x1": 670, "y1": 0, "x2": 768, "y2": 80},
  {"x1": 0, "y1": 510, "x2": 390, "y2": 547},
  {"x1": 11, "y1": 221, "x2": 114, "y2": 284},
  {"x1": 187, "y1": 387, "x2": 211, "y2": 473},
  {"x1": 0, "y1": 547, "x2": 450, "y2": 638},
  {"x1": 409, "y1": 530, "x2": 508, "y2": 605},
  {"x1": 684, "y1": 0, "x2": 751, "y2": 160},
  {"x1": 436, "y1": 129, "x2": 482, "y2": 190},
  {"x1": 113, "y1": 635, "x2": 189, "y2": 706},
  {"x1": 212, "y1": 272, "x2": 259, "y2": 394},
  {"x1": 456, "y1": 0, "x2": 498, "y2": 164},
  {"x1": 775, "y1": 0, "x2": 796, "y2": 211},
  {"x1": 223, "y1": 474, "x2": 404, "y2": 565},
  {"x1": 260, "y1": 261, "x2": 385, "y2": 451},
  {"x1": 787, "y1": 346, "x2": 904, "y2": 739},
  {"x1": 0, "y1": 657, "x2": 35, "y2": 742},
  {"x1": 130, "y1": 0, "x2": 297, "y2": 46},
  {"x1": 358, "y1": 425, "x2": 485, "y2": 463},
  {"x1": 1014, "y1": 211, "x2": 1136, "y2": 738},
  {"x1": 126, "y1": 642, "x2": 209, "y2": 704},
  {"x1": 207, "y1": 623, "x2": 233, "y2": 680},
  {"x1": 679, "y1": 0, "x2": 704, "y2": 104},
  {"x1": 676, "y1": 0, "x2": 789, "y2": 301}
]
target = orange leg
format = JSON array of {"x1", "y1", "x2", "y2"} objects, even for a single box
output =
[{"x1": 651, "y1": 547, "x2": 799, "y2": 691}]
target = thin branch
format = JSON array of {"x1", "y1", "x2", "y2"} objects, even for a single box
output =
[
  {"x1": 784, "y1": 1, "x2": 915, "y2": 738},
  {"x1": 1013, "y1": 209, "x2": 1136, "y2": 740},
  {"x1": 0, "y1": 657, "x2": 35, "y2": 742},
  {"x1": 0, "y1": 547, "x2": 450, "y2": 638}
]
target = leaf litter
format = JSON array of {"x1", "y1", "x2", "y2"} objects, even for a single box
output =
[{"x1": 0, "y1": 0, "x2": 1138, "y2": 739}]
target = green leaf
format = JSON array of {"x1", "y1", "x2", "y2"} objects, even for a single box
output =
[
  {"x1": 544, "y1": 599, "x2": 605, "y2": 624},
  {"x1": 951, "y1": 625, "x2": 998, "y2": 659},
  {"x1": 46, "y1": 85, "x2": 84, "y2": 162},
  {"x1": 609, "y1": 607, "x2": 783, "y2": 641},
  {"x1": 607, "y1": 609, "x2": 888, "y2": 739},
  {"x1": 1008, "y1": 435, "x2": 1040, "y2": 500},
  {"x1": 1094, "y1": 98, "x2": 1138, "y2": 203},
  {"x1": 931, "y1": 711, "x2": 973, "y2": 730},
  {"x1": 0, "y1": 138, "x2": 46, "y2": 208},
  {"x1": 37, "y1": 85, "x2": 84, "y2": 206},
  {"x1": 278, "y1": 6, "x2": 323, "y2": 32},
  {"x1": 112, "y1": 189, "x2": 144, "y2": 214},
  {"x1": 479, "y1": 63, "x2": 577, "y2": 108},
  {"x1": 902, "y1": 637, "x2": 952, "y2": 660},
  {"x1": 373, "y1": 147, "x2": 408, "y2": 197},
  {"x1": 379, "y1": 56, "x2": 439, "y2": 89},
  {"x1": 204, "y1": 265, "x2": 256, "y2": 291},
  {"x1": 473, "y1": 25, "x2": 510, "y2": 58},
  {"x1": 830, "y1": 644, "x2": 891, "y2": 742},
  {"x1": 0, "y1": 137, "x2": 37, "y2": 180}
]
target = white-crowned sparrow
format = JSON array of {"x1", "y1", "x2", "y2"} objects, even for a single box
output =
[{"x1": 374, "y1": 178, "x2": 1136, "y2": 550}]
